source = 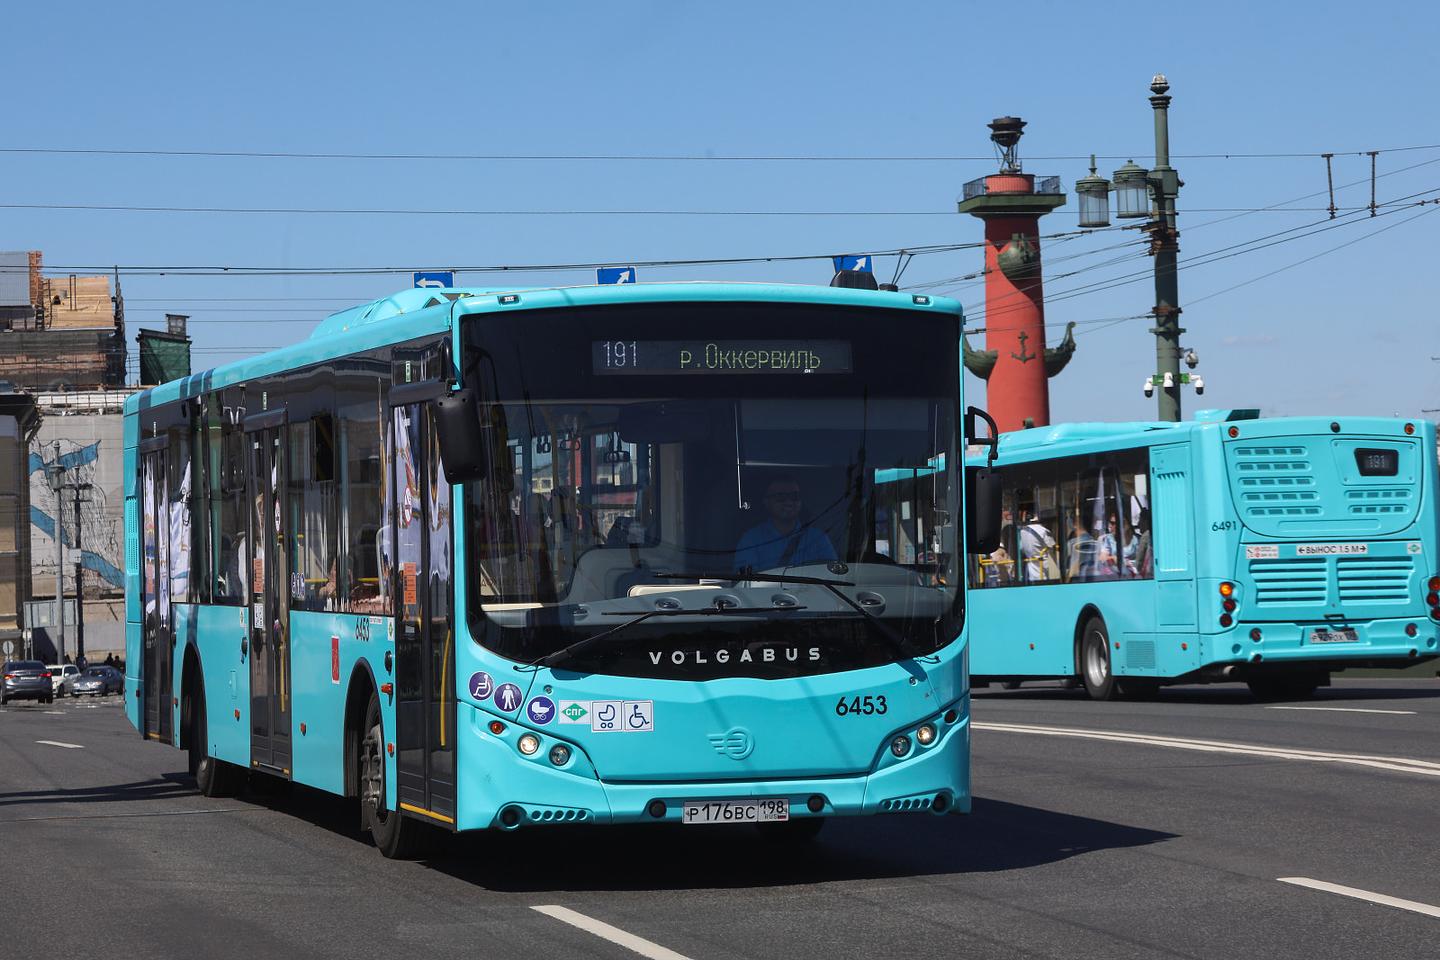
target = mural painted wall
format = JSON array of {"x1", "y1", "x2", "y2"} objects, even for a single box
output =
[{"x1": 28, "y1": 412, "x2": 126, "y2": 656}]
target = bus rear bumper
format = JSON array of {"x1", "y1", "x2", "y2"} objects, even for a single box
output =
[
  {"x1": 1208, "y1": 616, "x2": 1440, "y2": 669},
  {"x1": 453, "y1": 710, "x2": 971, "y2": 831}
]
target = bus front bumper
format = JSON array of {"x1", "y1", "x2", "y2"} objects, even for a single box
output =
[{"x1": 452, "y1": 705, "x2": 970, "y2": 831}]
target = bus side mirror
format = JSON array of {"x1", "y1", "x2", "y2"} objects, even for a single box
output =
[
  {"x1": 966, "y1": 466, "x2": 1003, "y2": 555},
  {"x1": 434, "y1": 389, "x2": 501, "y2": 484},
  {"x1": 964, "y1": 405, "x2": 1000, "y2": 466}
]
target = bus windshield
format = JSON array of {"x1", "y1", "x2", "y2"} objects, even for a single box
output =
[{"x1": 461, "y1": 301, "x2": 962, "y2": 679}]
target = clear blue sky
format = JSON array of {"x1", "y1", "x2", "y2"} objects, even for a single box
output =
[{"x1": 6, "y1": 0, "x2": 1438, "y2": 422}]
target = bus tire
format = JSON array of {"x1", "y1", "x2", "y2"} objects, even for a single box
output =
[
  {"x1": 360, "y1": 692, "x2": 430, "y2": 859},
  {"x1": 757, "y1": 817, "x2": 825, "y2": 843},
  {"x1": 1247, "y1": 675, "x2": 1321, "y2": 702},
  {"x1": 1117, "y1": 679, "x2": 1160, "y2": 701},
  {"x1": 1079, "y1": 616, "x2": 1119, "y2": 701},
  {"x1": 190, "y1": 682, "x2": 242, "y2": 798}
]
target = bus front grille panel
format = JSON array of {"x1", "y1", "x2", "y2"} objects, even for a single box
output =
[
  {"x1": 1337, "y1": 555, "x2": 1413, "y2": 602},
  {"x1": 1248, "y1": 557, "x2": 1328, "y2": 605}
]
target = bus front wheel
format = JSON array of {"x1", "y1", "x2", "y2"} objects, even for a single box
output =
[
  {"x1": 1080, "y1": 616, "x2": 1119, "y2": 701},
  {"x1": 360, "y1": 691, "x2": 431, "y2": 859}
]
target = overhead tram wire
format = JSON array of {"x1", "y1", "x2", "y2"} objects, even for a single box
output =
[
  {"x1": 957, "y1": 188, "x2": 1440, "y2": 333},
  {"x1": 17, "y1": 230, "x2": 1116, "y2": 279},
  {"x1": 4, "y1": 143, "x2": 1440, "y2": 162},
  {"x1": 4, "y1": 200, "x2": 1421, "y2": 218}
]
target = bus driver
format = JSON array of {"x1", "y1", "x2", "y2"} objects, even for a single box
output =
[{"x1": 734, "y1": 475, "x2": 837, "y2": 572}]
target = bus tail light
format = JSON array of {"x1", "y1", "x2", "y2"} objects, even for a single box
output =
[
  {"x1": 1427, "y1": 592, "x2": 1439, "y2": 607},
  {"x1": 1222, "y1": 598, "x2": 1237, "y2": 613},
  {"x1": 1218, "y1": 582, "x2": 1235, "y2": 598},
  {"x1": 1406, "y1": 623, "x2": 1419, "y2": 637},
  {"x1": 1405, "y1": 422, "x2": 1415, "y2": 435},
  {"x1": 1250, "y1": 628, "x2": 1262, "y2": 641},
  {"x1": 1219, "y1": 613, "x2": 1233, "y2": 628},
  {"x1": 1428, "y1": 576, "x2": 1440, "y2": 593}
]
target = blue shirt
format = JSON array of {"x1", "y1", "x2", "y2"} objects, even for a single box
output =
[{"x1": 734, "y1": 521, "x2": 837, "y2": 572}]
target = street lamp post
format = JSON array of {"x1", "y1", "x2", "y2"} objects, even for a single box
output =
[
  {"x1": 1072, "y1": 74, "x2": 1198, "y2": 421},
  {"x1": 1145, "y1": 74, "x2": 1185, "y2": 423}
]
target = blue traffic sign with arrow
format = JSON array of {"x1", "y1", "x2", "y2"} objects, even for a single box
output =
[
  {"x1": 413, "y1": 271, "x2": 455, "y2": 289},
  {"x1": 597, "y1": 266, "x2": 637, "y2": 285}
]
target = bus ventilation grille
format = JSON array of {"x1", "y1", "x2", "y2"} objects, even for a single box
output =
[
  {"x1": 880, "y1": 794, "x2": 937, "y2": 813},
  {"x1": 1125, "y1": 640, "x2": 1156, "y2": 670},
  {"x1": 521, "y1": 805, "x2": 591, "y2": 824},
  {"x1": 1337, "y1": 556, "x2": 1413, "y2": 602},
  {"x1": 1249, "y1": 557, "x2": 1327, "y2": 605},
  {"x1": 1346, "y1": 489, "x2": 1411, "y2": 516},
  {"x1": 124, "y1": 499, "x2": 139, "y2": 573}
]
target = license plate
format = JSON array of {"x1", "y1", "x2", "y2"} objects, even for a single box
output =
[
  {"x1": 1308, "y1": 628, "x2": 1358, "y2": 644},
  {"x1": 681, "y1": 799, "x2": 789, "y2": 825}
]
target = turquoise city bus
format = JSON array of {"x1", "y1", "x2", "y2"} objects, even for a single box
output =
[
  {"x1": 966, "y1": 410, "x2": 1440, "y2": 700},
  {"x1": 124, "y1": 282, "x2": 983, "y2": 856}
]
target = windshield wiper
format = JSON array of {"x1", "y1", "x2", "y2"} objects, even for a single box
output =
[
  {"x1": 532, "y1": 604, "x2": 806, "y2": 671},
  {"x1": 651, "y1": 570, "x2": 910, "y2": 661}
]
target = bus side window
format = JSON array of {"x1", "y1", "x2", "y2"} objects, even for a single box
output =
[
  {"x1": 340, "y1": 378, "x2": 390, "y2": 615},
  {"x1": 1118, "y1": 448, "x2": 1152, "y2": 579},
  {"x1": 975, "y1": 478, "x2": 1017, "y2": 588}
]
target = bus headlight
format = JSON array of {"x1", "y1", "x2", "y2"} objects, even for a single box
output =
[
  {"x1": 890, "y1": 735, "x2": 912, "y2": 758},
  {"x1": 916, "y1": 724, "x2": 937, "y2": 746},
  {"x1": 517, "y1": 734, "x2": 541, "y2": 756},
  {"x1": 548, "y1": 744, "x2": 571, "y2": 766}
]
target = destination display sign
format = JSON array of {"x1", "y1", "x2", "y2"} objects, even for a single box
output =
[
  {"x1": 592, "y1": 339, "x2": 852, "y2": 375},
  {"x1": 1354, "y1": 447, "x2": 1399, "y2": 477}
]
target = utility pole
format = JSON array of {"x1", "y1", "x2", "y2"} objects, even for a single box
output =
[
  {"x1": 45, "y1": 442, "x2": 66, "y2": 664},
  {"x1": 72, "y1": 483, "x2": 92, "y2": 663},
  {"x1": 1146, "y1": 74, "x2": 1184, "y2": 422}
]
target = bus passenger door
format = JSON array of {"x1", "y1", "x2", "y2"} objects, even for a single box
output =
[
  {"x1": 391, "y1": 397, "x2": 456, "y2": 824},
  {"x1": 139, "y1": 443, "x2": 173, "y2": 743},
  {"x1": 1150, "y1": 443, "x2": 1197, "y2": 630},
  {"x1": 246, "y1": 423, "x2": 292, "y2": 774}
]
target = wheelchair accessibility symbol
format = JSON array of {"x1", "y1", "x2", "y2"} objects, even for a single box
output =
[{"x1": 625, "y1": 700, "x2": 653, "y2": 732}]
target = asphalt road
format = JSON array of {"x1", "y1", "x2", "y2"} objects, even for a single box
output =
[{"x1": 3, "y1": 679, "x2": 1438, "y2": 960}]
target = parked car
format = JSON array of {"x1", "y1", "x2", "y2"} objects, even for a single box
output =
[
  {"x1": 71, "y1": 665, "x2": 123, "y2": 697},
  {"x1": 47, "y1": 663, "x2": 81, "y2": 697},
  {"x1": 2, "y1": 661, "x2": 54, "y2": 705}
]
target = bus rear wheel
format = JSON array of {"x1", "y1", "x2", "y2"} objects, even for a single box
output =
[
  {"x1": 359, "y1": 691, "x2": 431, "y2": 859},
  {"x1": 1080, "y1": 616, "x2": 1119, "y2": 701},
  {"x1": 1247, "y1": 674, "x2": 1322, "y2": 702},
  {"x1": 757, "y1": 817, "x2": 825, "y2": 843}
]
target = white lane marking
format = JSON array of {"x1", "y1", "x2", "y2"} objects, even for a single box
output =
[
  {"x1": 973, "y1": 722, "x2": 1440, "y2": 778},
  {"x1": 531, "y1": 905, "x2": 693, "y2": 960},
  {"x1": 1278, "y1": 877, "x2": 1440, "y2": 919},
  {"x1": 1266, "y1": 706, "x2": 1416, "y2": 715},
  {"x1": 34, "y1": 740, "x2": 84, "y2": 749},
  {"x1": 43, "y1": 710, "x2": 64, "y2": 715}
]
